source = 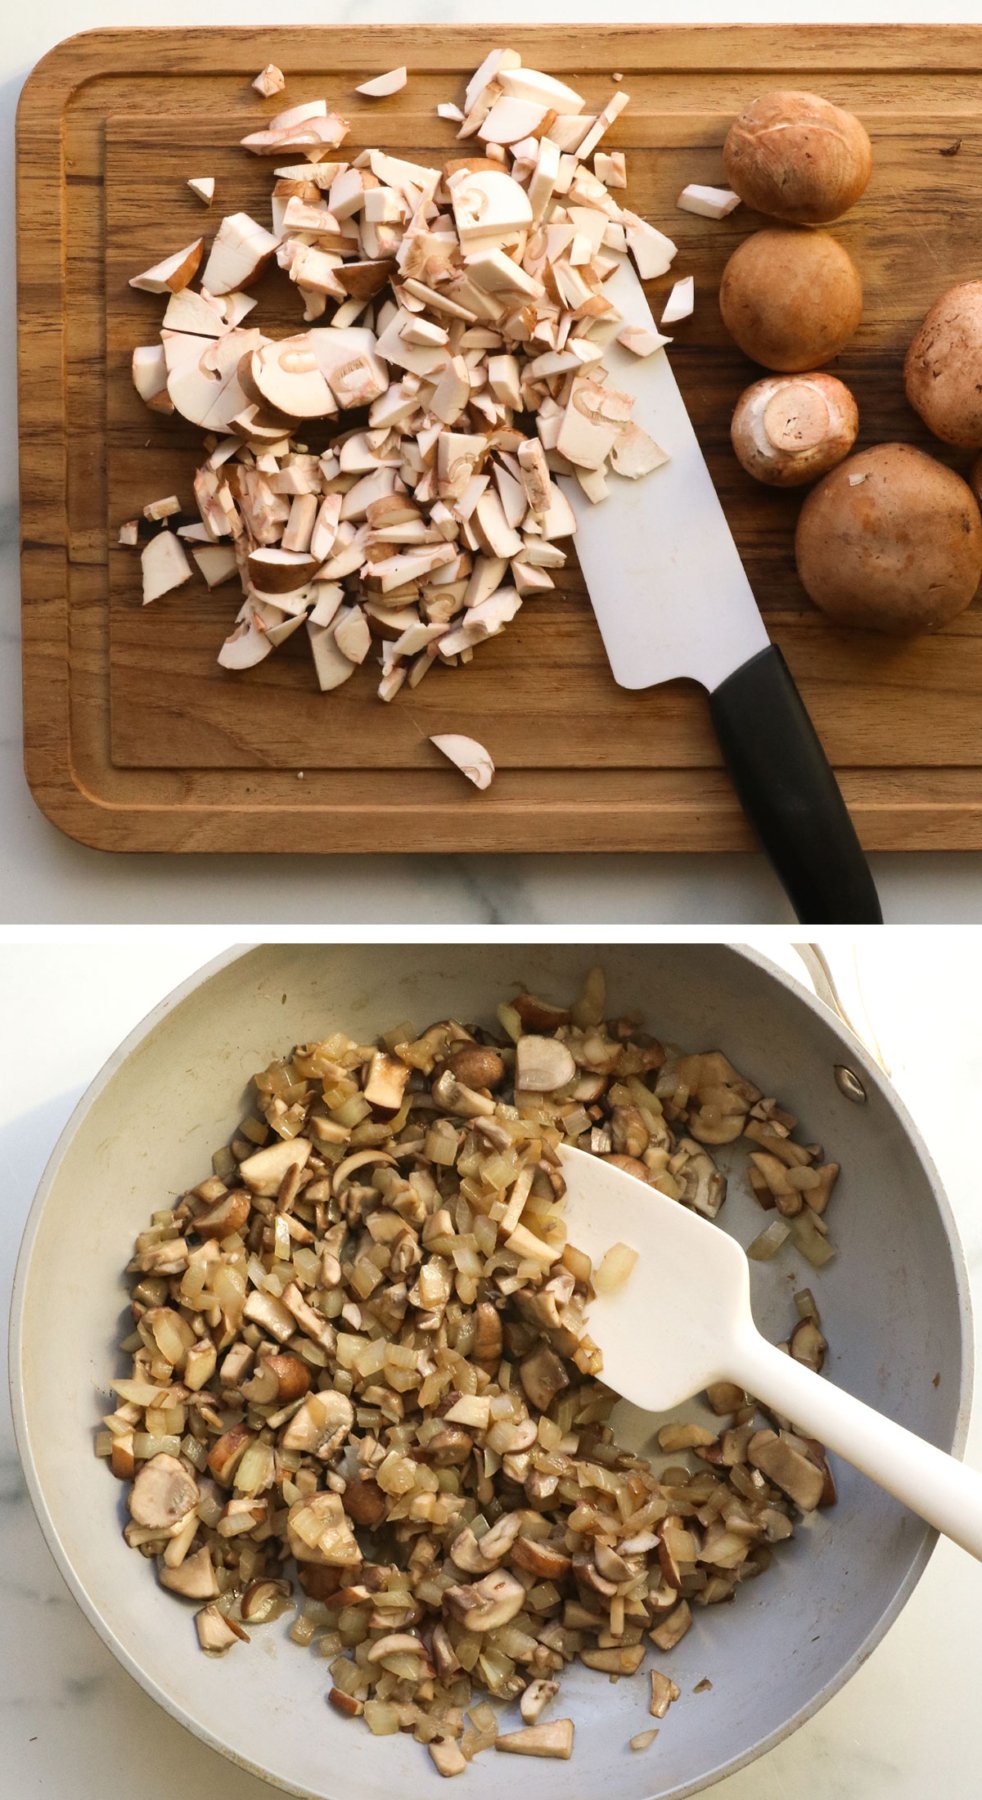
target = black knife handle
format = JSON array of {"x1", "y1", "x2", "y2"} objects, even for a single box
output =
[{"x1": 708, "y1": 645, "x2": 882, "y2": 924}]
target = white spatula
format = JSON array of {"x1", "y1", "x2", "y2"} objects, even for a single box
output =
[{"x1": 558, "y1": 1145, "x2": 982, "y2": 1558}]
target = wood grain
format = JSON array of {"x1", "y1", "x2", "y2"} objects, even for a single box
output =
[{"x1": 18, "y1": 25, "x2": 982, "y2": 852}]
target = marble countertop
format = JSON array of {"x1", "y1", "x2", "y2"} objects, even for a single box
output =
[
  {"x1": 6, "y1": 0, "x2": 982, "y2": 923},
  {"x1": 3, "y1": 930, "x2": 982, "y2": 1797}
]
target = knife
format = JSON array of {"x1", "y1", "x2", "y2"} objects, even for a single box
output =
[{"x1": 564, "y1": 260, "x2": 882, "y2": 926}]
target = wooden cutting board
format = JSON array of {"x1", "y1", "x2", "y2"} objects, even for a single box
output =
[{"x1": 18, "y1": 24, "x2": 982, "y2": 853}]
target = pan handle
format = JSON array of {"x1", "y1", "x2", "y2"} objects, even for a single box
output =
[{"x1": 792, "y1": 943, "x2": 888, "y2": 1074}]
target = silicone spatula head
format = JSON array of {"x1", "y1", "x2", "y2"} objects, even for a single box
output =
[{"x1": 557, "y1": 1144, "x2": 754, "y2": 1413}]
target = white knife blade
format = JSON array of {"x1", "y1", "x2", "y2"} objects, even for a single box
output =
[{"x1": 564, "y1": 259, "x2": 769, "y2": 692}]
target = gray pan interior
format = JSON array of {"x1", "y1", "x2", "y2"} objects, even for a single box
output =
[{"x1": 9, "y1": 943, "x2": 973, "y2": 1800}]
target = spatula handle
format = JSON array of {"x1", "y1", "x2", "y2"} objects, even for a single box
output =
[
  {"x1": 708, "y1": 646, "x2": 882, "y2": 924},
  {"x1": 732, "y1": 1331, "x2": 982, "y2": 1560}
]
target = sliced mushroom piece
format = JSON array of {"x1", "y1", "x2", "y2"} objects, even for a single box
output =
[
  {"x1": 281, "y1": 1389, "x2": 355, "y2": 1457},
  {"x1": 129, "y1": 239, "x2": 204, "y2": 294},
  {"x1": 253, "y1": 64, "x2": 286, "y2": 97},
  {"x1": 159, "y1": 1544, "x2": 217, "y2": 1599},
  {"x1": 430, "y1": 734, "x2": 495, "y2": 790},
  {"x1": 706, "y1": 1380, "x2": 747, "y2": 1415},
  {"x1": 362, "y1": 1050, "x2": 410, "y2": 1111},
  {"x1": 649, "y1": 1598, "x2": 692, "y2": 1652},
  {"x1": 260, "y1": 1353, "x2": 312, "y2": 1402},
  {"x1": 495, "y1": 1720, "x2": 574, "y2": 1760},
  {"x1": 129, "y1": 1453, "x2": 198, "y2": 1528},
  {"x1": 623, "y1": 210, "x2": 678, "y2": 281},
  {"x1": 510, "y1": 1537, "x2": 571, "y2": 1580},
  {"x1": 451, "y1": 169, "x2": 533, "y2": 243},
  {"x1": 428, "y1": 1741, "x2": 467, "y2": 1778},
  {"x1": 445, "y1": 1569, "x2": 526, "y2": 1631},
  {"x1": 246, "y1": 548, "x2": 320, "y2": 597},
  {"x1": 238, "y1": 1135, "x2": 312, "y2": 1196},
  {"x1": 515, "y1": 1034, "x2": 576, "y2": 1092},
  {"x1": 164, "y1": 326, "x2": 266, "y2": 432},
  {"x1": 661, "y1": 275, "x2": 695, "y2": 326},
  {"x1": 333, "y1": 605, "x2": 372, "y2": 664},
  {"x1": 581, "y1": 1644, "x2": 646, "y2": 1674},
  {"x1": 201, "y1": 213, "x2": 281, "y2": 295},
  {"x1": 217, "y1": 615, "x2": 275, "y2": 671},
  {"x1": 131, "y1": 344, "x2": 173, "y2": 412},
  {"x1": 187, "y1": 176, "x2": 216, "y2": 206},
  {"x1": 248, "y1": 336, "x2": 336, "y2": 419},
  {"x1": 519, "y1": 1344, "x2": 569, "y2": 1411},
  {"x1": 670, "y1": 1137, "x2": 727, "y2": 1220},
  {"x1": 478, "y1": 97, "x2": 551, "y2": 145},
  {"x1": 450, "y1": 1525, "x2": 491, "y2": 1574},
  {"x1": 497, "y1": 68, "x2": 585, "y2": 114},
  {"x1": 207, "y1": 1426, "x2": 252, "y2": 1486},
  {"x1": 475, "y1": 1511, "x2": 524, "y2": 1564},
  {"x1": 617, "y1": 325, "x2": 671, "y2": 359},
  {"x1": 649, "y1": 1668, "x2": 681, "y2": 1718},
  {"x1": 141, "y1": 531, "x2": 193, "y2": 606},
  {"x1": 308, "y1": 617, "x2": 358, "y2": 691},
  {"x1": 308, "y1": 326, "x2": 389, "y2": 409},
  {"x1": 747, "y1": 1429, "x2": 825, "y2": 1511},
  {"x1": 191, "y1": 544, "x2": 238, "y2": 590},
  {"x1": 520, "y1": 1678, "x2": 560, "y2": 1724},
  {"x1": 677, "y1": 183, "x2": 741, "y2": 219},
  {"x1": 356, "y1": 67, "x2": 408, "y2": 98},
  {"x1": 610, "y1": 424, "x2": 670, "y2": 480},
  {"x1": 193, "y1": 1188, "x2": 250, "y2": 1238},
  {"x1": 789, "y1": 1317, "x2": 828, "y2": 1373},
  {"x1": 195, "y1": 1603, "x2": 247, "y2": 1653}
]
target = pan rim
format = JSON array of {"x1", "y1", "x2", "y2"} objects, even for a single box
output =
[{"x1": 8, "y1": 940, "x2": 974, "y2": 1800}]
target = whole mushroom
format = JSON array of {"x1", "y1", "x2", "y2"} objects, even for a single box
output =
[
  {"x1": 719, "y1": 229, "x2": 863, "y2": 372},
  {"x1": 904, "y1": 281, "x2": 982, "y2": 449},
  {"x1": 795, "y1": 443, "x2": 982, "y2": 635},
  {"x1": 731, "y1": 373, "x2": 858, "y2": 486},
  {"x1": 723, "y1": 90, "x2": 872, "y2": 225}
]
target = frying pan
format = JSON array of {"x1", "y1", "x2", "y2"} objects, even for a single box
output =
[{"x1": 8, "y1": 943, "x2": 973, "y2": 1800}]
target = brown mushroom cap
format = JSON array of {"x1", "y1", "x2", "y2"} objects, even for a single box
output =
[
  {"x1": 719, "y1": 229, "x2": 862, "y2": 373},
  {"x1": 905, "y1": 281, "x2": 982, "y2": 449},
  {"x1": 795, "y1": 443, "x2": 982, "y2": 635},
  {"x1": 730, "y1": 373, "x2": 859, "y2": 487},
  {"x1": 723, "y1": 89, "x2": 872, "y2": 225}
]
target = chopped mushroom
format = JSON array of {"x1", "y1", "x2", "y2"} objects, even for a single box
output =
[
  {"x1": 748, "y1": 1429, "x2": 825, "y2": 1510},
  {"x1": 661, "y1": 275, "x2": 695, "y2": 324},
  {"x1": 201, "y1": 213, "x2": 280, "y2": 294},
  {"x1": 129, "y1": 239, "x2": 204, "y2": 294},
  {"x1": 649, "y1": 1669, "x2": 681, "y2": 1718},
  {"x1": 123, "y1": 44, "x2": 697, "y2": 699},
  {"x1": 520, "y1": 1679, "x2": 559, "y2": 1724},
  {"x1": 128, "y1": 1453, "x2": 198, "y2": 1528},
  {"x1": 159, "y1": 1545, "x2": 218, "y2": 1598},
  {"x1": 187, "y1": 176, "x2": 216, "y2": 205},
  {"x1": 356, "y1": 68, "x2": 408, "y2": 98},
  {"x1": 495, "y1": 1720, "x2": 574, "y2": 1760},
  {"x1": 677, "y1": 183, "x2": 741, "y2": 219},
  {"x1": 430, "y1": 735, "x2": 495, "y2": 790},
  {"x1": 253, "y1": 65, "x2": 286, "y2": 98},
  {"x1": 141, "y1": 531, "x2": 193, "y2": 605},
  {"x1": 196, "y1": 1604, "x2": 246, "y2": 1653},
  {"x1": 515, "y1": 1034, "x2": 576, "y2": 1092}
]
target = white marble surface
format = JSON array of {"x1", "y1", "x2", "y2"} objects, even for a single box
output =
[
  {"x1": 6, "y1": 0, "x2": 982, "y2": 922},
  {"x1": 2, "y1": 930, "x2": 982, "y2": 1798}
]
